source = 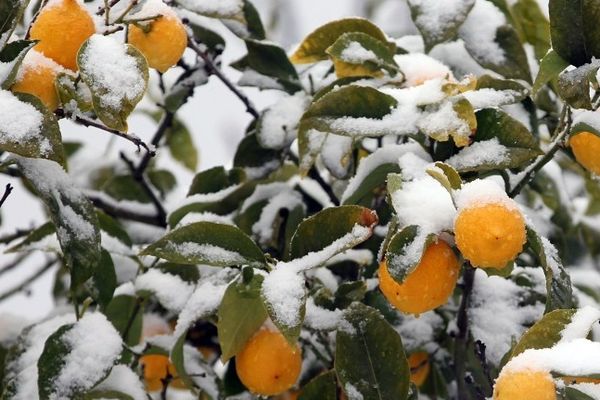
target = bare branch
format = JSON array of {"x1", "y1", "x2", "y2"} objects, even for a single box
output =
[
  {"x1": 134, "y1": 110, "x2": 174, "y2": 177},
  {"x1": 87, "y1": 192, "x2": 167, "y2": 227},
  {"x1": 0, "y1": 183, "x2": 13, "y2": 208},
  {"x1": 0, "y1": 257, "x2": 57, "y2": 302}
]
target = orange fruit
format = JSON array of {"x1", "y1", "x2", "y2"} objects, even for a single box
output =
[
  {"x1": 140, "y1": 354, "x2": 186, "y2": 391},
  {"x1": 236, "y1": 328, "x2": 302, "y2": 396},
  {"x1": 454, "y1": 202, "x2": 526, "y2": 269},
  {"x1": 378, "y1": 240, "x2": 459, "y2": 314},
  {"x1": 408, "y1": 351, "x2": 430, "y2": 387},
  {"x1": 570, "y1": 131, "x2": 600, "y2": 175},
  {"x1": 127, "y1": 11, "x2": 187, "y2": 73},
  {"x1": 11, "y1": 51, "x2": 64, "y2": 110},
  {"x1": 493, "y1": 369, "x2": 555, "y2": 400},
  {"x1": 30, "y1": 0, "x2": 96, "y2": 71}
]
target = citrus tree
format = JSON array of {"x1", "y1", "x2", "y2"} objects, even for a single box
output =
[{"x1": 2, "y1": 0, "x2": 600, "y2": 399}]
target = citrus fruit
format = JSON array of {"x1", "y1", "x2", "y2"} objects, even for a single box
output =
[
  {"x1": 408, "y1": 351, "x2": 430, "y2": 386},
  {"x1": 236, "y1": 328, "x2": 302, "y2": 396},
  {"x1": 140, "y1": 354, "x2": 186, "y2": 392},
  {"x1": 493, "y1": 369, "x2": 555, "y2": 400},
  {"x1": 378, "y1": 240, "x2": 459, "y2": 315},
  {"x1": 11, "y1": 50, "x2": 64, "y2": 110},
  {"x1": 570, "y1": 131, "x2": 600, "y2": 176}
]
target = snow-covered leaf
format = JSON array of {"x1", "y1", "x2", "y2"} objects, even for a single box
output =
[
  {"x1": 176, "y1": 0, "x2": 243, "y2": 19},
  {"x1": 17, "y1": 157, "x2": 101, "y2": 288},
  {"x1": 170, "y1": 336, "x2": 219, "y2": 397},
  {"x1": 55, "y1": 72, "x2": 93, "y2": 113},
  {"x1": 557, "y1": 62, "x2": 600, "y2": 110},
  {"x1": 78, "y1": 35, "x2": 148, "y2": 132},
  {"x1": 446, "y1": 108, "x2": 542, "y2": 172},
  {"x1": 0, "y1": 91, "x2": 65, "y2": 165},
  {"x1": 218, "y1": 272, "x2": 267, "y2": 361},
  {"x1": 6, "y1": 221, "x2": 59, "y2": 253},
  {"x1": 408, "y1": 0, "x2": 475, "y2": 51},
  {"x1": 0, "y1": 0, "x2": 28, "y2": 50},
  {"x1": 165, "y1": 118, "x2": 198, "y2": 172},
  {"x1": 526, "y1": 227, "x2": 574, "y2": 312},
  {"x1": 0, "y1": 40, "x2": 36, "y2": 89},
  {"x1": 298, "y1": 85, "x2": 397, "y2": 174},
  {"x1": 188, "y1": 166, "x2": 245, "y2": 196},
  {"x1": 233, "y1": 133, "x2": 282, "y2": 180},
  {"x1": 290, "y1": 17, "x2": 390, "y2": 64},
  {"x1": 385, "y1": 225, "x2": 437, "y2": 284},
  {"x1": 426, "y1": 162, "x2": 462, "y2": 192},
  {"x1": 164, "y1": 67, "x2": 209, "y2": 113},
  {"x1": 37, "y1": 313, "x2": 122, "y2": 400},
  {"x1": 140, "y1": 221, "x2": 266, "y2": 267},
  {"x1": 298, "y1": 370, "x2": 337, "y2": 400},
  {"x1": 326, "y1": 32, "x2": 398, "y2": 78},
  {"x1": 418, "y1": 97, "x2": 476, "y2": 147},
  {"x1": 510, "y1": 307, "x2": 600, "y2": 360},
  {"x1": 84, "y1": 365, "x2": 146, "y2": 400},
  {"x1": 532, "y1": 50, "x2": 569, "y2": 97},
  {"x1": 290, "y1": 205, "x2": 378, "y2": 259},
  {"x1": 549, "y1": 0, "x2": 600, "y2": 67},
  {"x1": 135, "y1": 269, "x2": 194, "y2": 312},
  {"x1": 335, "y1": 303, "x2": 410, "y2": 400},
  {"x1": 256, "y1": 91, "x2": 310, "y2": 150},
  {"x1": 104, "y1": 295, "x2": 143, "y2": 346}
]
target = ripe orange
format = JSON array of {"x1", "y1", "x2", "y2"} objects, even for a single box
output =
[
  {"x1": 127, "y1": 13, "x2": 187, "y2": 73},
  {"x1": 570, "y1": 131, "x2": 600, "y2": 175},
  {"x1": 11, "y1": 51, "x2": 64, "y2": 110},
  {"x1": 493, "y1": 369, "x2": 555, "y2": 400},
  {"x1": 140, "y1": 354, "x2": 186, "y2": 391},
  {"x1": 454, "y1": 202, "x2": 526, "y2": 269},
  {"x1": 236, "y1": 328, "x2": 302, "y2": 396},
  {"x1": 408, "y1": 351, "x2": 430, "y2": 386},
  {"x1": 30, "y1": 0, "x2": 96, "y2": 71},
  {"x1": 378, "y1": 240, "x2": 459, "y2": 315}
]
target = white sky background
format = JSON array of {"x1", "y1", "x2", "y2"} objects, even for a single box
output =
[{"x1": 0, "y1": 0, "x2": 375, "y2": 322}]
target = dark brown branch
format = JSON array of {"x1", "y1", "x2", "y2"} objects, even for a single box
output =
[
  {"x1": 0, "y1": 183, "x2": 13, "y2": 208},
  {"x1": 56, "y1": 109, "x2": 156, "y2": 157},
  {"x1": 133, "y1": 111, "x2": 174, "y2": 178},
  {"x1": 88, "y1": 193, "x2": 167, "y2": 227},
  {"x1": 0, "y1": 257, "x2": 56, "y2": 302},
  {"x1": 120, "y1": 152, "x2": 167, "y2": 227},
  {"x1": 97, "y1": 0, "x2": 122, "y2": 15},
  {"x1": 186, "y1": 31, "x2": 260, "y2": 120},
  {"x1": 455, "y1": 264, "x2": 475, "y2": 400}
]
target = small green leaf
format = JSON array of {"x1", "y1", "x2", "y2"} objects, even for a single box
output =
[
  {"x1": 526, "y1": 227, "x2": 574, "y2": 312},
  {"x1": 55, "y1": 73, "x2": 94, "y2": 113},
  {"x1": 105, "y1": 295, "x2": 143, "y2": 346},
  {"x1": 218, "y1": 273, "x2": 268, "y2": 361},
  {"x1": 6, "y1": 221, "x2": 58, "y2": 253},
  {"x1": 140, "y1": 221, "x2": 266, "y2": 267},
  {"x1": 188, "y1": 166, "x2": 245, "y2": 196},
  {"x1": 290, "y1": 205, "x2": 378, "y2": 259},
  {"x1": 427, "y1": 162, "x2": 462, "y2": 192},
  {"x1": 171, "y1": 333, "x2": 195, "y2": 391},
  {"x1": 233, "y1": 133, "x2": 281, "y2": 179},
  {"x1": 0, "y1": 92, "x2": 65, "y2": 165},
  {"x1": 164, "y1": 68, "x2": 209, "y2": 113},
  {"x1": 0, "y1": 0, "x2": 28, "y2": 50},
  {"x1": 37, "y1": 324, "x2": 73, "y2": 400},
  {"x1": 385, "y1": 225, "x2": 437, "y2": 283},
  {"x1": 298, "y1": 370, "x2": 337, "y2": 400},
  {"x1": 335, "y1": 303, "x2": 410, "y2": 400},
  {"x1": 78, "y1": 35, "x2": 149, "y2": 131},
  {"x1": 0, "y1": 40, "x2": 36, "y2": 89},
  {"x1": 342, "y1": 162, "x2": 401, "y2": 205},
  {"x1": 532, "y1": 51, "x2": 569, "y2": 97},
  {"x1": 326, "y1": 32, "x2": 398, "y2": 76},
  {"x1": 148, "y1": 169, "x2": 177, "y2": 197},
  {"x1": 165, "y1": 118, "x2": 198, "y2": 172},
  {"x1": 102, "y1": 175, "x2": 151, "y2": 204},
  {"x1": 97, "y1": 211, "x2": 133, "y2": 249},
  {"x1": 334, "y1": 281, "x2": 367, "y2": 309},
  {"x1": 290, "y1": 18, "x2": 390, "y2": 64},
  {"x1": 89, "y1": 250, "x2": 117, "y2": 309},
  {"x1": 475, "y1": 74, "x2": 529, "y2": 103},
  {"x1": 189, "y1": 21, "x2": 226, "y2": 53},
  {"x1": 408, "y1": 0, "x2": 475, "y2": 51},
  {"x1": 557, "y1": 62, "x2": 600, "y2": 110}
]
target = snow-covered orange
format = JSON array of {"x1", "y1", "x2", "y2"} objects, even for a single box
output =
[
  {"x1": 378, "y1": 240, "x2": 459, "y2": 315},
  {"x1": 236, "y1": 328, "x2": 302, "y2": 396},
  {"x1": 493, "y1": 370, "x2": 555, "y2": 400},
  {"x1": 570, "y1": 131, "x2": 600, "y2": 175},
  {"x1": 30, "y1": 0, "x2": 96, "y2": 71},
  {"x1": 11, "y1": 51, "x2": 64, "y2": 110}
]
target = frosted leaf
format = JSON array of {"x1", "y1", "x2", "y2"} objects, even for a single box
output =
[
  {"x1": 252, "y1": 190, "x2": 305, "y2": 246},
  {"x1": 339, "y1": 41, "x2": 378, "y2": 64},
  {"x1": 135, "y1": 269, "x2": 195, "y2": 312},
  {"x1": 257, "y1": 91, "x2": 310, "y2": 149},
  {"x1": 559, "y1": 306, "x2": 600, "y2": 344},
  {"x1": 446, "y1": 138, "x2": 509, "y2": 170},
  {"x1": 408, "y1": 0, "x2": 475, "y2": 48},
  {"x1": 0, "y1": 90, "x2": 47, "y2": 153},
  {"x1": 93, "y1": 365, "x2": 146, "y2": 400},
  {"x1": 459, "y1": 0, "x2": 506, "y2": 65},
  {"x1": 176, "y1": 0, "x2": 243, "y2": 18},
  {"x1": 394, "y1": 52, "x2": 453, "y2": 87},
  {"x1": 305, "y1": 298, "x2": 342, "y2": 331}
]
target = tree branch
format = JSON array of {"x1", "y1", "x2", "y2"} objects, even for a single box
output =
[
  {"x1": 185, "y1": 29, "x2": 260, "y2": 120},
  {"x1": 455, "y1": 264, "x2": 475, "y2": 399},
  {"x1": 0, "y1": 257, "x2": 56, "y2": 302},
  {"x1": 56, "y1": 109, "x2": 156, "y2": 157},
  {"x1": 133, "y1": 110, "x2": 174, "y2": 178},
  {"x1": 0, "y1": 183, "x2": 13, "y2": 208},
  {"x1": 0, "y1": 228, "x2": 31, "y2": 244},
  {"x1": 87, "y1": 192, "x2": 167, "y2": 227}
]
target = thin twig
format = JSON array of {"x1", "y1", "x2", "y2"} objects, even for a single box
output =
[
  {"x1": 88, "y1": 193, "x2": 167, "y2": 227},
  {"x1": 0, "y1": 228, "x2": 31, "y2": 244},
  {"x1": 186, "y1": 30, "x2": 260, "y2": 120},
  {"x1": 133, "y1": 111, "x2": 174, "y2": 178},
  {"x1": 0, "y1": 253, "x2": 31, "y2": 278},
  {"x1": 97, "y1": 0, "x2": 122, "y2": 15},
  {"x1": 121, "y1": 152, "x2": 167, "y2": 227},
  {"x1": 0, "y1": 183, "x2": 13, "y2": 208},
  {"x1": 474, "y1": 340, "x2": 494, "y2": 391},
  {"x1": 57, "y1": 109, "x2": 156, "y2": 157},
  {"x1": 0, "y1": 258, "x2": 56, "y2": 302},
  {"x1": 455, "y1": 264, "x2": 475, "y2": 400}
]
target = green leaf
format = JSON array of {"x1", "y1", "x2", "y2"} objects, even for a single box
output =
[
  {"x1": 298, "y1": 85, "x2": 397, "y2": 174},
  {"x1": 408, "y1": 0, "x2": 475, "y2": 51},
  {"x1": 475, "y1": 74, "x2": 529, "y2": 103},
  {"x1": 335, "y1": 303, "x2": 410, "y2": 400},
  {"x1": 165, "y1": 118, "x2": 198, "y2": 172},
  {"x1": 526, "y1": 227, "x2": 574, "y2": 312},
  {"x1": 334, "y1": 281, "x2": 367, "y2": 309},
  {"x1": 17, "y1": 157, "x2": 101, "y2": 288},
  {"x1": 189, "y1": 21, "x2": 226, "y2": 53},
  {"x1": 55, "y1": 72, "x2": 94, "y2": 113},
  {"x1": 102, "y1": 175, "x2": 151, "y2": 204},
  {"x1": 290, "y1": 205, "x2": 378, "y2": 259},
  {"x1": 385, "y1": 225, "x2": 437, "y2": 283},
  {"x1": 342, "y1": 163, "x2": 401, "y2": 205},
  {"x1": 549, "y1": 0, "x2": 600, "y2": 67},
  {"x1": 6, "y1": 221, "x2": 58, "y2": 253},
  {"x1": 232, "y1": 38, "x2": 301, "y2": 93},
  {"x1": 222, "y1": 0, "x2": 266, "y2": 40},
  {"x1": 557, "y1": 62, "x2": 600, "y2": 109},
  {"x1": 0, "y1": 40, "x2": 36, "y2": 89},
  {"x1": 83, "y1": 390, "x2": 134, "y2": 400},
  {"x1": 188, "y1": 166, "x2": 245, "y2": 196},
  {"x1": 298, "y1": 370, "x2": 337, "y2": 400},
  {"x1": 37, "y1": 324, "x2": 73, "y2": 400},
  {"x1": 0, "y1": 0, "x2": 28, "y2": 50},
  {"x1": 290, "y1": 17, "x2": 390, "y2": 64},
  {"x1": 233, "y1": 133, "x2": 281, "y2": 179},
  {"x1": 171, "y1": 333, "x2": 195, "y2": 391},
  {"x1": 105, "y1": 295, "x2": 143, "y2": 346},
  {"x1": 97, "y1": 211, "x2": 133, "y2": 250},
  {"x1": 140, "y1": 221, "x2": 266, "y2": 267},
  {"x1": 164, "y1": 68, "x2": 209, "y2": 113},
  {"x1": 562, "y1": 388, "x2": 596, "y2": 400},
  {"x1": 448, "y1": 108, "x2": 542, "y2": 172},
  {"x1": 78, "y1": 37, "x2": 149, "y2": 131},
  {"x1": 509, "y1": 309, "x2": 577, "y2": 359},
  {"x1": 426, "y1": 162, "x2": 462, "y2": 192},
  {"x1": 217, "y1": 273, "x2": 268, "y2": 361},
  {"x1": 170, "y1": 334, "x2": 219, "y2": 396},
  {"x1": 148, "y1": 169, "x2": 177, "y2": 197},
  {"x1": 326, "y1": 32, "x2": 398, "y2": 76},
  {"x1": 532, "y1": 50, "x2": 569, "y2": 96},
  {"x1": 89, "y1": 250, "x2": 117, "y2": 309},
  {"x1": 511, "y1": 0, "x2": 551, "y2": 59},
  {"x1": 0, "y1": 92, "x2": 65, "y2": 165}
]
